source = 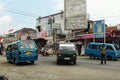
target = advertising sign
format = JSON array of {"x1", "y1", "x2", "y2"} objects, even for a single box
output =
[
  {"x1": 94, "y1": 20, "x2": 105, "y2": 38},
  {"x1": 64, "y1": 0, "x2": 87, "y2": 30}
]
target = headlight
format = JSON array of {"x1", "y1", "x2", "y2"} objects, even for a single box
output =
[
  {"x1": 58, "y1": 53, "x2": 61, "y2": 56},
  {"x1": 73, "y1": 53, "x2": 76, "y2": 56}
]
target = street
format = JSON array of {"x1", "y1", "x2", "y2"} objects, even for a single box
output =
[{"x1": 0, "y1": 54, "x2": 120, "y2": 80}]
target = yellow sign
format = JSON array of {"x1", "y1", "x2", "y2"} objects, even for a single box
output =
[{"x1": 25, "y1": 51, "x2": 32, "y2": 54}]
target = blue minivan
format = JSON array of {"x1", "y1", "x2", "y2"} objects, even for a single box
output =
[
  {"x1": 85, "y1": 42, "x2": 120, "y2": 60},
  {"x1": 6, "y1": 40, "x2": 38, "y2": 64}
]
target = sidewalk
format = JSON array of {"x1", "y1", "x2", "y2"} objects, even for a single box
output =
[{"x1": 77, "y1": 55, "x2": 89, "y2": 59}]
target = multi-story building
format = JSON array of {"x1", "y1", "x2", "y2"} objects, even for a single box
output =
[{"x1": 36, "y1": 11, "x2": 65, "y2": 45}]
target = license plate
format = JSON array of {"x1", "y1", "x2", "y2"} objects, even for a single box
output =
[
  {"x1": 25, "y1": 51, "x2": 32, "y2": 54},
  {"x1": 64, "y1": 58, "x2": 70, "y2": 60}
]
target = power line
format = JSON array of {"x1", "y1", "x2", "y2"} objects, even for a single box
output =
[
  {"x1": 0, "y1": 8, "x2": 38, "y2": 17},
  {"x1": 2, "y1": 7, "x2": 120, "y2": 19},
  {"x1": 0, "y1": 8, "x2": 37, "y2": 26},
  {"x1": 6, "y1": 9, "x2": 37, "y2": 17},
  {"x1": 92, "y1": 15, "x2": 120, "y2": 20},
  {"x1": 5, "y1": 7, "x2": 39, "y2": 16},
  {"x1": 13, "y1": 19, "x2": 34, "y2": 25}
]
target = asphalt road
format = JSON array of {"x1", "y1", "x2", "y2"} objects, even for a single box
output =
[{"x1": 0, "y1": 54, "x2": 120, "y2": 80}]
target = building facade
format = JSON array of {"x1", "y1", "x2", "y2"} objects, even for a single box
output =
[{"x1": 36, "y1": 11, "x2": 65, "y2": 45}]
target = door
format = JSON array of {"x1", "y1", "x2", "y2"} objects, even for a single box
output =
[
  {"x1": 6, "y1": 45, "x2": 12, "y2": 61},
  {"x1": 106, "y1": 45, "x2": 115, "y2": 60}
]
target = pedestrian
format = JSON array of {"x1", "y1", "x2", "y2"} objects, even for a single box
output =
[
  {"x1": 100, "y1": 44, "x2": 106, "y2": 64},
  {"x1": 76, "y1": 44, "x2": 81, "y2": 56},
  {"x1": 0, "y1": 44, "x2": 3, "y2": 55}
]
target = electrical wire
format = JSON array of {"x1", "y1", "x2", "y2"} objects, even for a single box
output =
[
  {"x1": 5, "y1": 7, "x2": 39, "y2": 16},
  {"x1": 13, "y1": 19, "x2": 34, "y2": 25},
  {"x1": 0, "y1": 7, "x2": 38, "y2": 27},
  {"x1": 0, "y1": 8, "x2": 37, "y2": 17}
]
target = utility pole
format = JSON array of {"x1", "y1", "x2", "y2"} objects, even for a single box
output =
[{"x1": 48, "y1": 16, "x2": 57, "y2": 50}]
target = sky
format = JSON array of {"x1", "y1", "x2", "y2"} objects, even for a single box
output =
[{"x1": 0, "y1": 0, "x2": 120, "y2": 35}]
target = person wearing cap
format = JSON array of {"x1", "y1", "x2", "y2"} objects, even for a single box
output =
[{"x1": 100, "y1": 44, "x2": 106, "y2": 64}]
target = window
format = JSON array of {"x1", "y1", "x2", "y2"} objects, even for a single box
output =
[
  {"x1": 21, "y1": 40, "x2": 36, "y2": 48},
  {"x1": 59, "y1": 44, "x2": 76, "y2": 51},
  {"x1": 98, "y1": 45, "x2": 102, "y2": 49},
  {"x1": 12, "y1": 44, "x2": 18, "y2": 50},
  {"x1": 6, "y1": 45, "x2": 12, "y2": 52},
  {"x1": 6, "y1": 46, "x2": 10, "y2": 51},
  {"x1": 106, "y1": 46, "x2": 114, "y2": 50},
  {"x1": 91, "y1": 45, "x2": 98, "y2": 49}
]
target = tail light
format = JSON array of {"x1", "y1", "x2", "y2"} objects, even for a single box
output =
[
  {"x1": 57, "y1": 53, "x2": 61, "y2": 56},
  {"x1": 57, "y1": 51, "x2": 62, "y2": 56},
  {"x1": 59, "y1": 53, "x2": 61, "y2": 56},
  {"x1": 73, "y1": 53, "x2": 76, "y2": 56}
]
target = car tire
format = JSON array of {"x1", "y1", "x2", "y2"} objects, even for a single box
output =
[
  {"x1": 31, "y1": 61, "x2": 34, "y2": 64},
  {"x1": 90, "y1": 54, "x2": 95, "y2": 59},
  {"x1": 107, "y1": 56, "x2": 112, "y2": 60},
  {"x1": 14, "y1": 58, "x2": 18, "y2": 65},
  {"x1": 7, "y1": 57, "x2": 10, "y2": 63},
  {"x1": 57, "y1": 60, "x2": 60, "y2": 65},
  {"x1": 73, "y1": 61, "x2": 76, "y2": 65}
]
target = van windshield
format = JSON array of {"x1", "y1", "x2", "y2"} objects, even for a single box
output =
[
  {"x1": 59, "y1": 44, "x2": 76, "y2": 51},
  {"x1": 20, "y1": 40, "x2": 36, "y2": 48}
]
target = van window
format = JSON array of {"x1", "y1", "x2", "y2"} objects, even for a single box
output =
[
  {"x1": 6, "y1": 45, "x2": 11, "y2": 51},
  {"x1": 88, "y1": 44, "x2": 91, "y2": 49},
  {"x1": 59, "y1": 44, "x2": 76, "y2": 51},
  {"x1": 106, "y1": 46, "x2": 114, "y2": 50},
  {"x1": 21, "y1": 40, "x2": 36, "y2": 48},
  {"x1": 12, "y1": 44, "x2": 18, "y2": 50},
  {"x1": 91, "y1": 45, "x2": 98, "y2": 49}
]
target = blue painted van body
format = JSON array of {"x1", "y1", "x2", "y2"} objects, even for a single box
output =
[
  {"x1": 85, "y1": 42, "x2": 120, "y2": 60},
  {"x1": 6, "y1": 40, "x2": 38, "y2": 64}
]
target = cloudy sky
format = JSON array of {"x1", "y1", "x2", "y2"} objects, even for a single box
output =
[{"x1": 0, "y1": 0, "x2": 120, "y2": 34}]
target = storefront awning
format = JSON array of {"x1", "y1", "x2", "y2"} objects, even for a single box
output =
[
  {"x1": 76, "y1": 33, "x2": 111, "y2": 40},
  {"x1": 81, "y1": 34, "x2": 93, "y2": 39},
  {"x1": 76, "y1": 34, "x2": 93, "y2": 40}
]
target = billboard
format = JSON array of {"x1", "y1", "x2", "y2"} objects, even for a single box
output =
[
  {"x1": 64, "y1": 0, "x2": 87, "y2": 30},
  {"x1": 94, "y1": 20, "x2": 105, "y2": 38}
]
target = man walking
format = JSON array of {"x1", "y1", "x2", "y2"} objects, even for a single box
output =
[{"x1": 100, "y1": 44, "x2": 106, "y2": 64}]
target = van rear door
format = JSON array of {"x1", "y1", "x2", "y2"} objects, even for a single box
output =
[{"x1": 20, "y1": 40, "x2": 37, "y2": 55}]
